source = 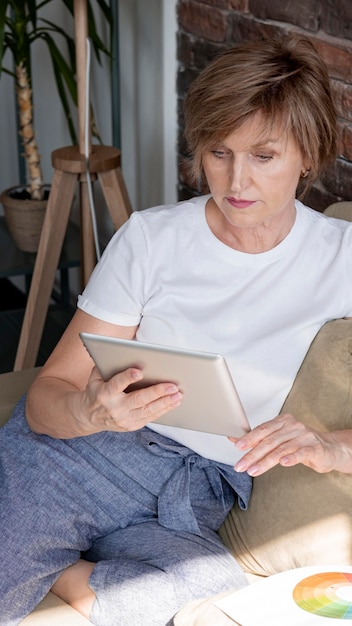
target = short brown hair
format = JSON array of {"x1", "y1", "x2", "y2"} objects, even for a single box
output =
[{"x1": 184, "y1": 36, "x2": 337, "y2": 192}]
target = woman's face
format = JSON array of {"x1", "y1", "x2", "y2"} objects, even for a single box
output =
[{"x1": 202, "y1": 113, "x2": 309, "y2": 237}]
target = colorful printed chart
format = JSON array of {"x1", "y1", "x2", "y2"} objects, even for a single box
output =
[
  {"x1": 293, "y1": 572, "x2": 352, "y2": 619},
  {"x1": 214, "y1": 566, "x2": 352, "y2": 625}
]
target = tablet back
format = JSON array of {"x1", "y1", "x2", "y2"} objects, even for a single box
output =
[{"x1": 80, "y1": 333, "x2": 250, "y2": 437}]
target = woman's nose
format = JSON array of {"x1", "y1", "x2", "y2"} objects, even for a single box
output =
[{"x1": 229, "y1": 158, "x2": 248, "y2": 192}]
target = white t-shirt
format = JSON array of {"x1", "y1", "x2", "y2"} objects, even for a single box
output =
[{"x1": 78, "y1": 195, "x2": 352, "y2": 464}]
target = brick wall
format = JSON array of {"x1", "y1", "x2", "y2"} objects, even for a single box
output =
[{"x1": 176, "y1": 0, "x2": 352, "y2": 211}]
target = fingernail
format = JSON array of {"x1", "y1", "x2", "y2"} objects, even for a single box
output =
[
  {"x1": 170, "y1": 392, "x2": 183, "y2": 404},
  {"x1": 166, "y1": 384, "x2": 179, "y2": 394},
  {"x1": 131, "y1": 369, "x2": 143, "y2": 380},
  {"x1": 247, "y1": 465, "x2": 259, "y2": 476},
  {"x1": 234, "y1": 461, "x2": 246, "y2": 472}
]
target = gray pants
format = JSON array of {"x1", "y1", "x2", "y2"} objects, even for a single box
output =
[{"x1": 0, "y1": 396, "x2": 252, "y2": 626}]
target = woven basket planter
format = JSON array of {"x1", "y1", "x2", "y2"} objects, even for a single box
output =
[{"x1": 0, "y1": 185, "x2": 50, "y2": 253}]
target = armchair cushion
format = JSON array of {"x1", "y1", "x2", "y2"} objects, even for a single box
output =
[
  {"x1": 219, "y1": 318, "x2": 352, "y2": 576},
  {"x1": 0, "y1": 367, "x2": 41, "y2": 427}
]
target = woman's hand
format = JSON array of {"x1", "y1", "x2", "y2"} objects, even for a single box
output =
[
  {"x1": 77, "y1": 365, "x2": 183, "y2": 434},
  {"x1": 230, "y1": 413, "x2": 352, "y2": 476},
  {"x1": 26, "y1": 309, "x2": 183, "y2": 438}
]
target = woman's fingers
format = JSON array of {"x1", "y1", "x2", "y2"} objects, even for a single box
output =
[
  {"x1": 85, "y1": 366, "x2": 183, "y2": 432},
  {"x1": 231, "y1": 413, "x2": 337, "y2": 476}
]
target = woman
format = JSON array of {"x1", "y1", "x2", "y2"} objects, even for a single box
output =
[{"x1": 1, "y1": 35, "x2": 352, "y2": 625}]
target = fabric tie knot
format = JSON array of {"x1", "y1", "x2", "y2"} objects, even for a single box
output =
[{"x1": 141, "y1": 430, "x2": 252, "y2": 536}]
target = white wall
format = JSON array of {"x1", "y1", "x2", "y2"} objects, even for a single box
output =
[
  {"x1": 162, "y1": 0, "x2": 178, "y2": 205},
  {"x1": 0, "y1": 0, "x2": 177, "y2": 220},
  {"x1": 119, "y1": 0, "x2": 177, "y2": 211}
]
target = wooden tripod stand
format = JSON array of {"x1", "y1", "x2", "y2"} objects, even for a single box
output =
[
  {"x1": 13, "y1": 0, "x2": 132, "y2": 370},
  {"x1": 13, "y1": 144, "x2": 132, "y2": 370}
]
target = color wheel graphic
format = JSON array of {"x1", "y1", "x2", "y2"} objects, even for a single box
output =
[{"x1": 293, "y1": 572, "x2": 352, "y2": 619}]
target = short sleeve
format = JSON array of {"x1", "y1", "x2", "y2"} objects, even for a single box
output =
[{"x1": 77, "y1": 212, "x2": 148, "y2": 326}]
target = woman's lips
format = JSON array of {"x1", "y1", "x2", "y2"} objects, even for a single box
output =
[{"x1": 226, "y1": 197, "x2": 256, "y2": 209}]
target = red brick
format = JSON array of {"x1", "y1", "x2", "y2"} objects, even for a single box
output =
[
  {"x1": 229, "y1": 0, "x2": 249, "y2": 8},
  {"x1": 249, "y1": 0, "x2": 320, "y2": 32},
  {"x1": 230, "y1": 13, "x2": 287, "y2": 43},
  {"x1": 336, "y1": 120, "x2": 344, "y2": 157},
  {"x1": 177, "y1": 0, "x2": 229, "y2": 42},
  {"x1": 320, "y1": 0, "x2": 352, "y2": 41},
  {"x1": 196, "y1": 0, "x2": 249, "y2": 9},
  {"x1": 331, "y1": 80, "x2": 352, "y2": 123},
  {"x1": 321, "y1": 158, "x2": 352, "y2": 199},
  {"x1": 310, "y1": 35, "x2": 352, "y2": 82},
  {"x1": 305, "y1": 180, "x2": 340, "y2": 213},
  {"x1": 177, "y1": 32, "x2": 194, "y2": 66},
  {"x1": 337, "y1": 121, "x2": 352, "y2": 161},
  {"x1": 193, "y1": 39, "x2": 225, "y2": 69}
]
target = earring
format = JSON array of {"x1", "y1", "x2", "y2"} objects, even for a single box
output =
[{"x1": 301, "y1": 170, "x2": 309, "y2": 178}]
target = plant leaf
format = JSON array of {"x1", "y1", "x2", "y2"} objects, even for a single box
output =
[
  {"x1": 0, "y1": 2, "x2": 11, "y2": 69},
  {"x1": 0, "y1": 0, "x2": 113, "y2": 186}
]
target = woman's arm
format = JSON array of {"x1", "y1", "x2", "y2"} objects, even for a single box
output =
[{"x1": 26, "y1": 309, "x2": 182, "y2": 438}]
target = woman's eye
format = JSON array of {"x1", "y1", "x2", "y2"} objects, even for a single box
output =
[
  {"x1": 211, "y1": 150, "x2": 229, "y2": 159},
  {"x1": 255, "y1": 153, "x2": 273, "y2": 162}
]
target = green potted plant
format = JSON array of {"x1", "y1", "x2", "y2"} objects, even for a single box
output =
[{"x1": 0, "y1": 0, "x2": 112, "y2": 252}]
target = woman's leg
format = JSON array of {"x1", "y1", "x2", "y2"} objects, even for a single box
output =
[
  {"x1": 1, "y1": 397, "x2": 251, "y2": 625},
  {"x1": 84, "y1": 522, "x2": 248, "y2": 626},
  {"x1": 52, "y1": 523, "x2": 246, "y2": 626},
  {"x1": 51, "y1": 560, "x2": 96, "y2": 619},
  {"x1": 0, "y1": 399, "x2": 173, "y2": 623}
]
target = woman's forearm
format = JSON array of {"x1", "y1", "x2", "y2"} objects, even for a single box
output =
[
  {"x1": 26, "y1": 376, "x2": 95, "y2": 439},
  {"x1": 26, "y1": 366, "x2": 183, "y2": 440}
]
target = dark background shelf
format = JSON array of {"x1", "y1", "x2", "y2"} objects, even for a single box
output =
[
  {"x1": 0, "y1": 279, "x2": 75, "y2": 373},
  {"x1": 0, "y1": 216, "x2": 80, "y2": 373},
  {"x1": 0, "y1": 277, "x2": 27, "y2": 309}
]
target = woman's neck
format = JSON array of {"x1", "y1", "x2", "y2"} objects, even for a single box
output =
[{"x1": 205, "y1": 199, "x2": 297, "y2": 254}]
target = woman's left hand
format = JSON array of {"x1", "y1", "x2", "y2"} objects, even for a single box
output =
[{"x1": 230, "y1": 413, "x2": 352, "y2": 476}]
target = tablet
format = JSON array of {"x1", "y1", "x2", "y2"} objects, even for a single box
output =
[{"x1": 80, "y1": 332, "x2": 250, "y2": 437}]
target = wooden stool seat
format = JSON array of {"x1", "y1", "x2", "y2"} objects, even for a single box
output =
[{"x1": 52, "y1": 145, "x2": 122, "y2": 174}]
